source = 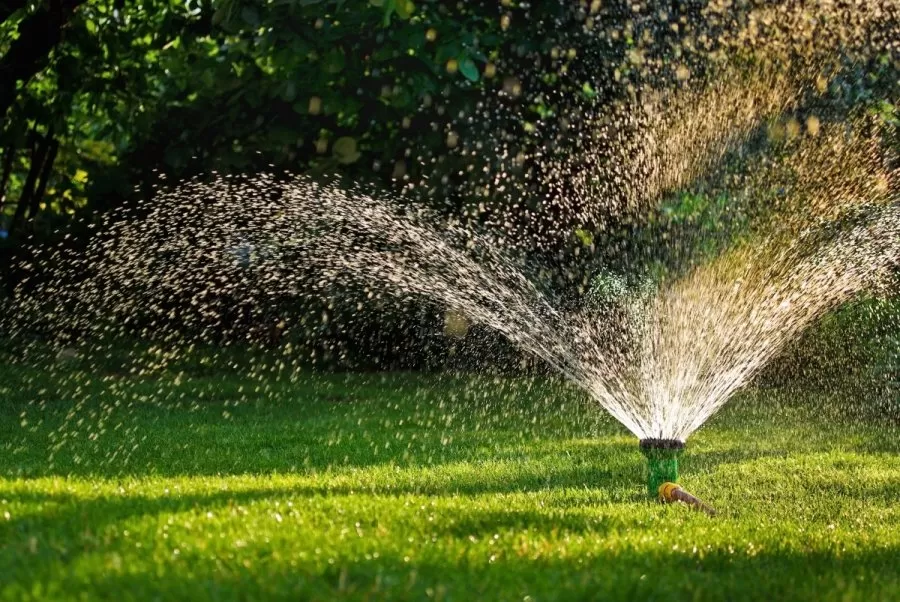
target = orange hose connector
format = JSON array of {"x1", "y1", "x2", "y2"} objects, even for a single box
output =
[{"x1": 658, "y1": 482, "x2": 717, "y2": 516}]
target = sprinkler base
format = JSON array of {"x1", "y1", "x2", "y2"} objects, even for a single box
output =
[{"x1": 639, "y1": 439, "x2": 685, "y2": 497}]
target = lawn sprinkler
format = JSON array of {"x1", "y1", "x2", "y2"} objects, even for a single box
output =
[
  {"x1": 658, "y1": 482, "x2": 717, "y2": 516},
  {"x1": 639, "y1": 438, "x2": 684, "y2": 496}
]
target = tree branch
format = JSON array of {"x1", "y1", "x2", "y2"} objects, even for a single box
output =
[
  {"x1": 0, "y1": 0, "x2": 28, "y2": 26},
  {"x1": 0, "y1": 0, "x2": 87, "y2": 121}
]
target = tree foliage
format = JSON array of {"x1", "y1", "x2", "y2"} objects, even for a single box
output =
[{"x1": 0, "y1": 0, "x2": 896, "y2": 357}]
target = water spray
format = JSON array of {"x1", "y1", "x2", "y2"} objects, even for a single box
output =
[{"x1": 639, "y1": 438, "x2": 684, "y2": 496}]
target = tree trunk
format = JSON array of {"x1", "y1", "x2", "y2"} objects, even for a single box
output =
[
  {"x1": 0, "y1": 140, "x2": 15, "y2": 216},
  {"x1": 8, "y1": 129, "x2": 50, "y2": 236},
  {"x1": 0, "y1": 0, "x2": 87, "y2": 122},
  {"x1": 26, "y1": 136, "x2": 58, "y2": 220}
]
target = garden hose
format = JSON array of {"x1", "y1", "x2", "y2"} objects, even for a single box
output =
[{"x1": 658, "y1": 482, "x2": 717, "y2": 516}]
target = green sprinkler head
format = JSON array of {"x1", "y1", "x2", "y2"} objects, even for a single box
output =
[{"x1": 639, "y1": 438, "x2": 685, "y2": 497}]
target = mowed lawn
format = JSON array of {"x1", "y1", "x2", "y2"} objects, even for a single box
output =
[{"x1": 0, "y1": 357, "x2": 898, "y2": 601}]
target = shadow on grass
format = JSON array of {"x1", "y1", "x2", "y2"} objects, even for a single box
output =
[
  {"x1": 5, "y1": 411, "x2": 893, "y2": 504},
  {"x1": 9, "y1": 405, "x2": 882, "y2": 481},
  {"x1": 0, "y1": 472, "x2": 643, "y2": 599},
  {"x1": 3, "y1": 521, "x2": 898, "y2": 602},
  {"x1": 0, "y1": 456, "x2": 643, "y2": 535},
  {"x1": 3, "y1": 430, "x2": 898, "y2": 600},
  {"x1": 3, "y1": 357, "x2": 896, "y2": 480},
  {"x1": 0, "y1": 364, "x2": 613, "y2": 479},
  {"x1": 4, "y1": 447, "x2": 896, "y2": 571},
  {"x1": 0, "y1": 451, "x2": 667, "y2": 594}
]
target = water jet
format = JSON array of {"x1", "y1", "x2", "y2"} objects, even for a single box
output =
[{"x1": 9, "y1": 11, "x2": 898, "y2": 499}]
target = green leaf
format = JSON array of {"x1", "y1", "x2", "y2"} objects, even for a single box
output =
[
  {"x1": 533, "y1": 103, "x2": 553, "y2": 119},
  {"x1": 241, "y1": 6, "x2": 260, "y2": 27},
  {"x1": 382, "y1": 0, "x2": 395, "y2": 26},
  {"x1": 324, "y1": 50, "x2": 346, "y2": 74},
  {"x1": 574, "y1": 228, "x2": 593, "y2": 247},
  {"x1": 280, "y1": 81, "x2": 297, "y2": 102},
  {"x1": 332, "y1": 136, "x2": 361, "y2": 164},
  {"x1": 395, "y1": 0, "x2": 415, "y2": 19},
  {"x1": 458, "y1": 58, "x2": 479, "y2": 82}
]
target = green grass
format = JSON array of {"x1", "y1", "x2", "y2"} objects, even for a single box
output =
[{"x1": 0, "y1": 356, "x2": 898, "y2": 601}]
